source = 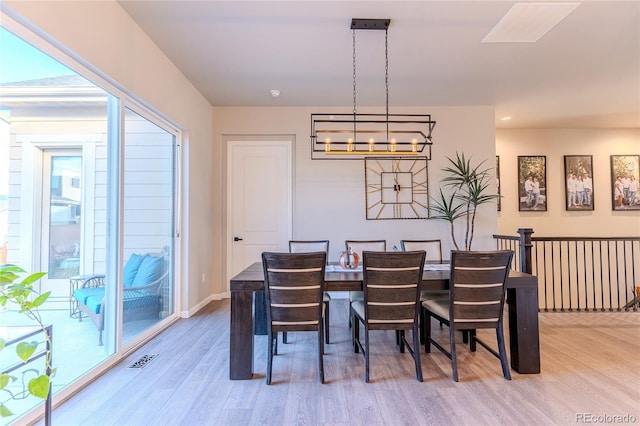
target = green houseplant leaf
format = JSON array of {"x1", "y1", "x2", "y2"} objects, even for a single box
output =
[
  {"x1": 0, "y1": 373, "x2": 10, "y2": 390},
  {"x1": 28, "y1": 375, "x2": 50, "y2": 399},
  {"x1": 429, "y1": 152, "x2": 499, "y2": 251},
  {"x1": 16, "y1": 341, "x2": 39, "y2": 363},
  {"x1": 0, "y1": 264, "x2": 53, "y2": 417},
  {"x1": 0, "y1": 403, "x2": 14, "y2": 417}
]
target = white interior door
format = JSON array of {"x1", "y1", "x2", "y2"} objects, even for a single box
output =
[{"x1": 227, "y1": 140, "x2": 292, "y2": 284}]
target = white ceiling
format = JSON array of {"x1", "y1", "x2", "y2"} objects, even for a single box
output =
[{"x1": 118, "y1": 1, "x2": 640, "y2": 129}]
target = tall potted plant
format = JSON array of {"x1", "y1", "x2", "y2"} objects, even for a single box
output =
[
  {"x1": 0, "y1": 265, "x2": 53, "y2": 421},
  {"x1": 429, "y1": 152, "x2": 499, "y2": 251}
]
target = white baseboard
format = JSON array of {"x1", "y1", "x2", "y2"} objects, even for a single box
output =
[{"x1": 181, "y1": 292, "x2": 230, "y2": 318}]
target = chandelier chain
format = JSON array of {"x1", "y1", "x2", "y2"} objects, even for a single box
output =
[
  {"x1": 352, "y1": 29, "x2": 357, "y2": 116},
  {"x1": 385, "y1": 29, "x2": 389, "y2": 141}
]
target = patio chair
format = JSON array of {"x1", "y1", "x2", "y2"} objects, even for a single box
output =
[{"x1": 73, "y1": 247, "x2": 168, "y2": 345}]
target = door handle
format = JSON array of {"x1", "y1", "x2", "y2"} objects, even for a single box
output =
[{"x1": 233, "y1": 237, "x2": 243, "y2": 242}]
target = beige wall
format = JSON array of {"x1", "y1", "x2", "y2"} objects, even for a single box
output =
[
  {"x1": 9, "y1": 1, "x2": 633, "y2": 311},
  {"x1": 214, "y1": 105, "x2": 499, "y2": 289},
  {"x1": 496, "y1": 128, "x2": 640, "y2": 237},
  {"x1": 4, "y1": 0, "x2": 218, "y2": 313}
]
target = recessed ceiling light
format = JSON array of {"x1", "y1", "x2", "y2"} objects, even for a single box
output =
[
  {"x1": 501, "y1": 116, "x2": 512, "y2": 121},
  {"x1": 483, "y1": 3, "x2": 580, "y2": 43},
  {"x1": 270, "y1": 89, "x2": 280, "y2": 98}
]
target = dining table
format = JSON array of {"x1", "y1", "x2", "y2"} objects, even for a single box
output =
[{"x1": 229, "y1": 261, "x2": 540, "y2": 380}]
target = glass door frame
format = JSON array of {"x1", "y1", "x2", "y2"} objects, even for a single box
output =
[{"x1": 1, "y1": 9, "x2": 184, "y2": 423}]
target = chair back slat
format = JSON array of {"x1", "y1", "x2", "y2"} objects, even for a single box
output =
[
  {"x1": 346, "y1": 240, "x2": 386, "y2": 259},
  {"x1": 362, "y1": 251, "x2": 425, "y2": 330},
  {"x1": 262, "y1": 252, "x2": 326, "y2": 332},
  {"x1": 449, "y1": 250, "x2": 513, "y2": 328},
  {"x1": 401, "y1": 239, "x2": 442, "y2": 262},
  {"x1": 289, "y1": 240, "x2": 330, "y2": 259}
]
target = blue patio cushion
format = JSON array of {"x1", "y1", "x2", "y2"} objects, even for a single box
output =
[
  {"x1": 131, "y1": 255, "x2": 164, "y2": 287},
  {"x1": 123, "y1": 253, "x2": 146, "y2": 288},
  {"x1": 73, "y1": 287, "x2": 105, "y2": 305},
  {"x1": 85, "y1": 294, "x2": 104, "y2": 314}
]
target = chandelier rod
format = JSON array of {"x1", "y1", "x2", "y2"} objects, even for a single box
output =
[
  {"x1": 385, "y1": 27, "x2": 389, "y2": 143},
  {"x1": 352, "y1": 28, "x2": 357, "y2": 144}
]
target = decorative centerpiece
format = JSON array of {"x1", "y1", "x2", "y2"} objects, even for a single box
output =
[{"x1": 339, "y1": 247, "x2": 360, "y2": 269}]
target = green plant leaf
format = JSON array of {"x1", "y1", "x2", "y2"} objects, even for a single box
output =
[
  {"x1": 21, "y1": 272, "x2": 47, "y2": 286},
  {"x1": 16, "y1": 341, "x2": 38, "y2": 362},
  {"x1": 0, "y1": 403, "x2": 14, "y2": 417},
  {"x1": 32, "y1": 291, "x2": 51, "y2": 308},
  {"x1": 0, "y1": 337, "x2": 5, "y2": 352},
  {"x1": 28, "y1": 375, "x2": 50, "y2": 399},
  {"x1": 0, "y1": 373, "x2": 10, "y2": 390}
]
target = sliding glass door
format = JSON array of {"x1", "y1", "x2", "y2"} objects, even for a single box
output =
[
  {"x1": 121, "y1": 107, "x2": 176, "y2": 345},
  {"x1": 0, "y1": 24, "x2": 180, "y2": 423}
]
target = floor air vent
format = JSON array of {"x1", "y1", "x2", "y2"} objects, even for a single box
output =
[{"x1": 128, "y1": 354, "x2": 158, "y2": 369}]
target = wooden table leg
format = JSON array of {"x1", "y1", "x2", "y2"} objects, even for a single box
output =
[
  {"x1": 230, "y1": 290, "x2": 254, "y2": 379},
  {"x1": 253, "y1": 291, "x2": 267, "y2": 335},
  {"x1": 507, "y1": 282, "x2": 541, "y2": 374}
]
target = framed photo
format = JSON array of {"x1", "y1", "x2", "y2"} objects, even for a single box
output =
[
  {"x1": 611, "y1": 155, "x2": 640, "y2": 211},
  {"x1": 518, "y1": 156, "x2": 547, "y2": 211},
  {"x1": 496, "y1": 156, "x2": 501, "y2": 211},
  {"x1": 564, "y1": 155, "x2": 594, "y2": 211}
]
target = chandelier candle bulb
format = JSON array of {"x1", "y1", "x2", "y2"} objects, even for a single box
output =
[
  {"x1": 369, "y1": 139, "x2": 375, "y2": 152},
  {"x1": 325, "y1": 138, "x2": 331, "y2": 152}
]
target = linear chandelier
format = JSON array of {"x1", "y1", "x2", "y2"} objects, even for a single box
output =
[{"x1": 311, "y1": 18, "x2": 436, "y2": 160}]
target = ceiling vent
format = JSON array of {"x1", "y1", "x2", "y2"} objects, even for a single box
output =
[{"x1": 482, "y1": 2, "x2": 580, "y2": 43}]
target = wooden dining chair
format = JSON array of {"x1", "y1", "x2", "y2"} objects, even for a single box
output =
[
  {"x1": 401, "y1": 239, "x2": 447, "y2": 343},
  {"x1": 422, "y1": 250, "x2": 514, "y2": 382},
  {"x1": 262, "y1": 251, "x2": 327, "y2": 385},
  {"x1": 345, "y1": 240, "x2": 386, "y2": 328},
  {"x1": 400, "y1": 239, "x2": 442, "y2": 262},
  {"x1": 289, "y1": 240, "x2": 331, "y2": 343},
  {"x1": 351, "y1": 250, "x2": 426, "y2": 382}
]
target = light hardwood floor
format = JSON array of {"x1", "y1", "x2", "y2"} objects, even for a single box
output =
[{"x1": 37, "y1": 299, "x2": 639, "y2": 426}]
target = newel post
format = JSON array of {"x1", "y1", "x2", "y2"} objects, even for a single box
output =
[{"x1": 517, "y1": 228, "x2": 534, "y2": 274}]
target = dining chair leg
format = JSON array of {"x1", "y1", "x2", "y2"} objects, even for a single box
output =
[
  {"x1": 497, "y1": 325, "x2": 511, "y2": 380},
  {"x1": 364, "y1": 326, "x2": 370, "y2": 383},
  {"x1": 419, "y1": 308, "x2": 426, "y2": 344},
  {"x1": 324, "y1": 300, "x2": 330, "y2": 344},
  {"x1": 318, "y1": 326, "x2": 325, "y2": 383},
  {"x1": 449, "y1": 325, "x2": 459, "y2": 382},
  {"x1": 423, "y1": 309, "x2": 432, "y2": 353},
  {"x1": 469, "y1": 330, "x2": 477, "y2": 352},
  {"x1": 282, "y1": 331, "x2": 288, "y2": 344},
  {"x1": 267, "y1": 333, "x2": 274, "y2": 385},
  {"x1": 413, "y1": 325, "x2": 423, "y2": 382},
  {"x1": 274, "y1": 333, "x2": 278, "y2": 355},
  {"x1": 353, "y1": 311, "x2": 360, "y2": 353},
  {"x1": 398, "y1": 330, "x2": 405, "y2": 353}
]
